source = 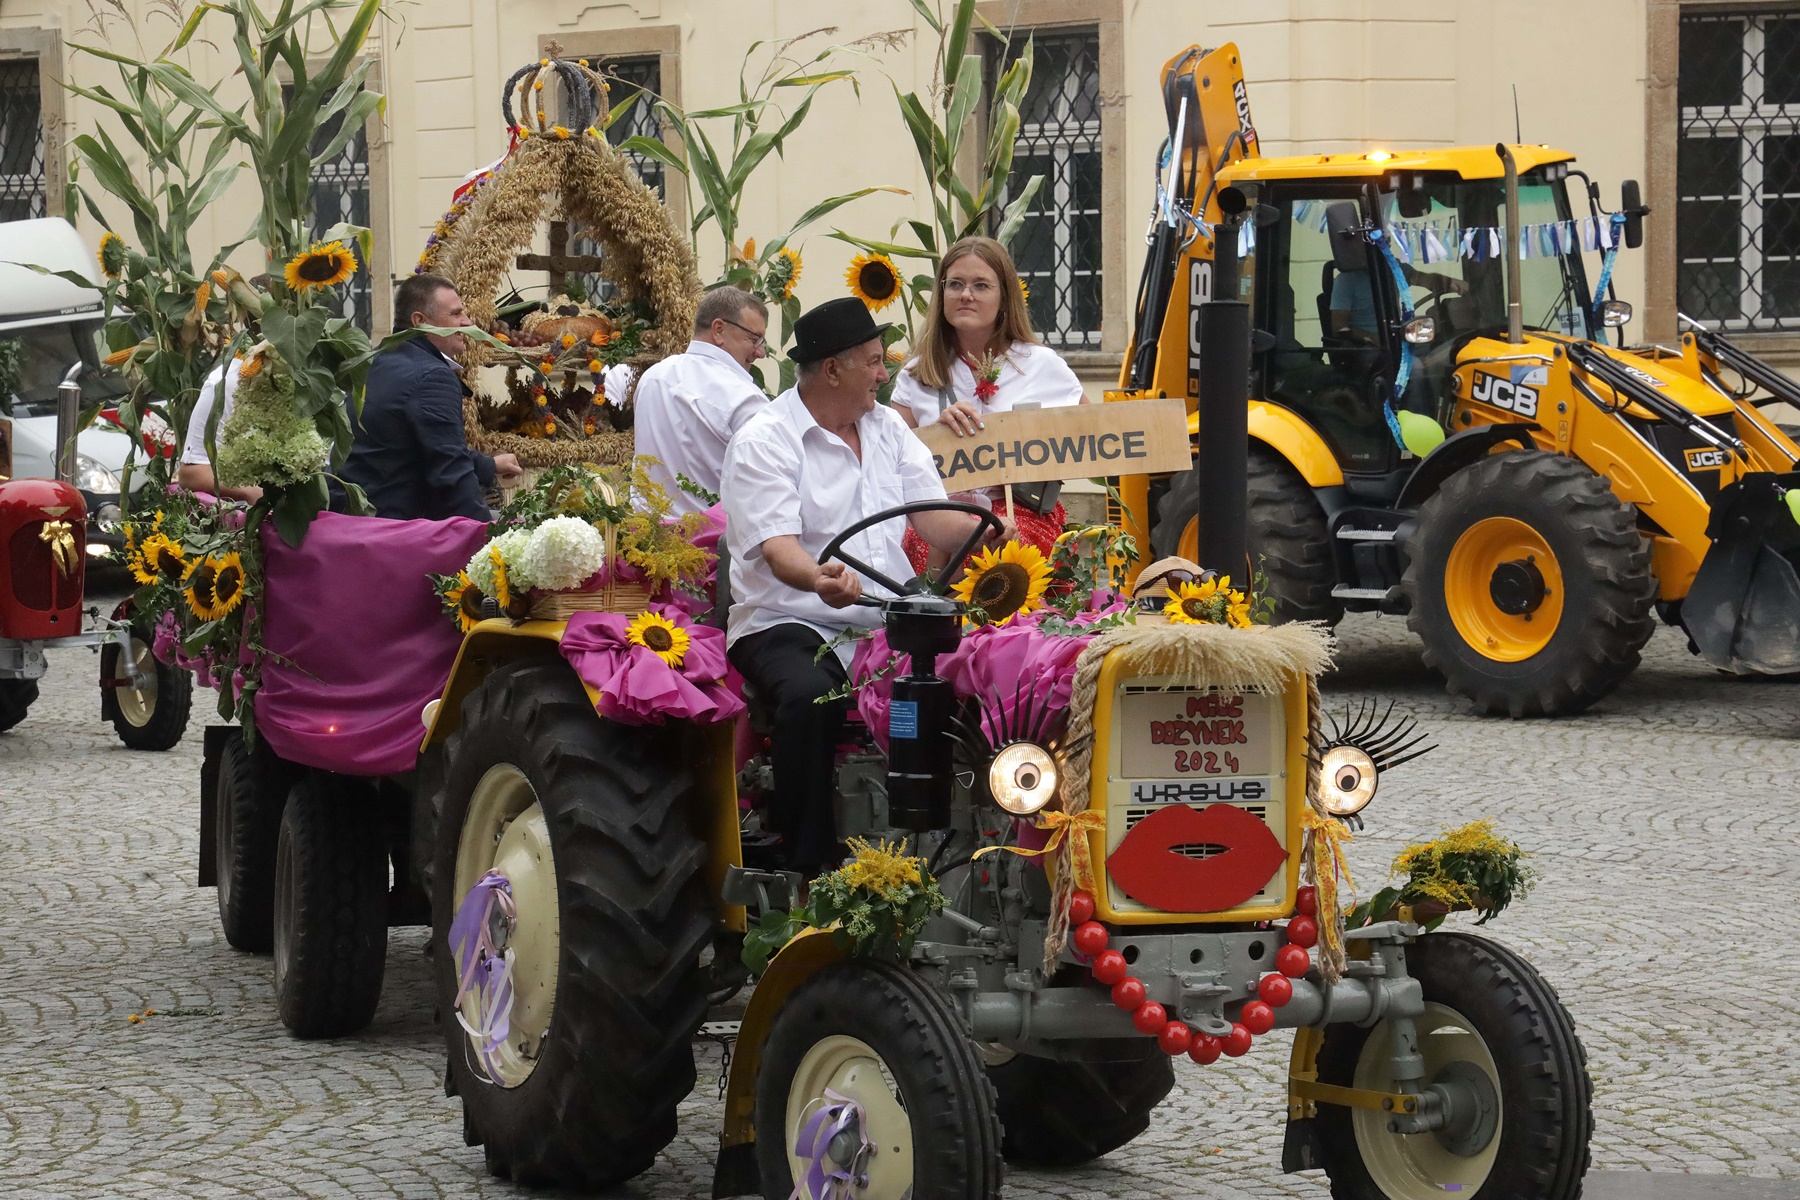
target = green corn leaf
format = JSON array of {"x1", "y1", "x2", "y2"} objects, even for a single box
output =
[
  {"x1": 310, "y1": 91, "x2": 384, "y2": 171},
  {"x1": 907, "y1": 0, "x2": 943, "y2": 33},
  {"x1": 991, "y1": 175, "x2": 1044, "y2": 248},
  {"x1": 827, "y1": 230, "x2": 938, "y2": 262},
  {"x1": 772, "y1": 186, "x2": 909, "y2": 254},
  {"x1": 617, "y1": 134, "x2": 689, "y2": 176},
  {"x1": 775, "y1": 70, "x2": 855, "y2": 87},
  {"x1": 942, "y1": 0, "x2": 976, "y2": 94}
]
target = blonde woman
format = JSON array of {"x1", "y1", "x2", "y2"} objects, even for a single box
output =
[{"x1": 893, "y1": 236, "x2": 1086, "y2": 571}]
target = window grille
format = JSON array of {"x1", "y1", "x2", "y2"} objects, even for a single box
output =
[
  {"x1": 284, "y1": 82, "x2": 373, "y2": 331},
  {"x1": 0, "y1": 57, "x2": 46, "y2": 222},
  {"x1": 1677, "y1": 8, "x2": 1800, "y2": 329},
  {"x1": 570, "y1": 56, "x2": 664, "y2": 303},
  {"x1": 985, "y1": 28, "x2": 1103, "y2": 349}
]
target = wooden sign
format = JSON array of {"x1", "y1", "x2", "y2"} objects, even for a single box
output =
[{"x1": 912, "y1": 398, "x2": 1192, "y2": 491}]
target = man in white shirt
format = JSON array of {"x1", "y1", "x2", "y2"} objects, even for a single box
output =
[
  {"x1": 632, "y1": 286, "x2": 769, "y2": 514},
  {"x1": 177, "y1": 358, "x2": 262, "y2": 503},
  {"x1": 722, "y1": 297, "x2": 1010, "y2": 874}
]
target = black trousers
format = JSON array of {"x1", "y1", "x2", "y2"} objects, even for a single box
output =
[{"x1": 728, "y1": 623, "x2": 848, "y2": 875}]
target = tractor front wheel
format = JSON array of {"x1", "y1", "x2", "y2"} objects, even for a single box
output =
[
  {"x1": 755, "y1": 961, "x2": 1003, "y2": 1200},
  {"x1": 0, "y1": 679, "x2": 38, "y2": 733},
  {"x1": 1404, "y1": 451, "x2": 1655, "y2": 716},
  {"x1": 1313, "y1": 932, "x2": 1592, "y2": 1200},
  {"x1": 986, "y1": 1040, "x2": 1173, "y2": 1166},
  {"x1": 101, "y1": 629, "x2": 192, "y2": 750},
  {"x1": 430, "y1": 660, "x2": 712, "y2": 1190}
]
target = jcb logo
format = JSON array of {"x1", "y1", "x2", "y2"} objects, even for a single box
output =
[
  {"x1": 1471, "y1": 372, "x2": 1539, "y2": 418},
  {"x1": 1685, "y1": 447, "x2": 1729, "y2": 471},
  {"x1": 1186, "y1": 259, "x2": 1211, "y2": 398}
]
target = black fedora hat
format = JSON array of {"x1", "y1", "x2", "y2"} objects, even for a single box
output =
[{"x1": 789, "y1": 296, "x2": 894, "y2": 363}]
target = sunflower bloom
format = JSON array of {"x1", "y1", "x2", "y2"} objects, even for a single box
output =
[
  {"x1": 441, "y1": 572, "x2": 483, "y2": 632},
  {"x1": 625, "y1": 610, "x2": 691, "y2": 668},
  {"x1": 182, "y1": 556, "x2": 220, "y2": 620},
  {"x1": 208, "y1": 552, "x2": 247, "y2": 619},
  {"x1": 845, "y1": 252, "x2": 902, "y2": 312},
  {"x1": 283, "y1": 240, "x2": 358, "y2": 292},
  {"x1": 1164, "y1": 576, "x2": 1248, "y2": 626},
  {"x1": 98, "y1": 232, "x2": 126, "y2": 278},
  {"x1": 135, "y1": 533, "x2": 187, "y2": 583},
  {"x1": 774, "y1": 246, "x2": 804, "y2": 300},
  {"x1": 1019, "y1": 278, "x2": 1031, "y2": 303},
  {"x1": 488, "y1": 546, "x2": 513, "y2": 612},
  {"x1": 950, "y1": 540, "x2": 1051, "y2": 626}
]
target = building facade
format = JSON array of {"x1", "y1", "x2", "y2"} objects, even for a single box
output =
[{"x1": 0, "y1": 1, "x2": 1787, "y2": 370}]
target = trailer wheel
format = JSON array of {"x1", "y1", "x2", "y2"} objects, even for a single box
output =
[
  {"x1": 1405, "y1": 451, "x2": 1655, "y2": 716},
  {"x1": 1155, "y1": 446, "x2": 1342, "y2": 625},
  {"x1": 755, "y1": 961, "x2": 1003, "y2": 1200},
  {"x1": 215, "y1": 735, "x2": 295, "y2": 953},
  {"x1": 987, "y1": 1041, "x2": 1173, "y2": 1166},
  {"x1": 432, "y1": 660, "x2": 712, "y2": 1190},
  {"x1": 101, "y1": 630, "x2": 191, "y2": 750},
  {"x1": 0, "y1": 679, "x2": 37, "y2": 733},
  {"x1": 1314, "y1": 932, "x2": 1592, "y2": 1200},
  {"x1": 272, "y1": 772, "x2": 389, "y2": 1038}
]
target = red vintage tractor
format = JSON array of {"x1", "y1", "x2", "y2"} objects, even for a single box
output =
[{"x1": 0, "y1": 369, "x2": 190, "y2": 746}]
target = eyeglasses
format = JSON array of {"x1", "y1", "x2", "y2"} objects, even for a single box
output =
[
  {"x1": 942, "y1": 279, "x2": 997, "y2": 296},
  {"x1": 719, "y1": 317, "x2": 768, "y2": 350}
]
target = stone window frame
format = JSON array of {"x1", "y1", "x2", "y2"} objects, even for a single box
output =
[
  {"x1": 0, "y1": 28, "x2": 66, "y2": 223},
  {"x1": 978, "y1": 0, "x2": 1125, "y2": 376}
]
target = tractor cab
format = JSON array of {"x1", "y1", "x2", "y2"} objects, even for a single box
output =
[{"x1": 1219, "y1": 146, "x2": 1625, "y2": 486}]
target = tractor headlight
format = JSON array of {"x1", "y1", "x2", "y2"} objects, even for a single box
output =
[
  {"x1": 1599, "y1": 299, "x2": 1633, "y2": 328},
  {"x1": 988, "y1": 741, "x2": 1058, "y2": 816},
  {"x1": 1319, "y1": 745, "x2": 1378, "y2": 816},
  {"x1": 73, "y1": 454, "x2": 120, "y2": 494}
]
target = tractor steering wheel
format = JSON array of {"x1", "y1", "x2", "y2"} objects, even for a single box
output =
[{"x1": 816, "y1": 500, "x2": 1006, "y2": 606}]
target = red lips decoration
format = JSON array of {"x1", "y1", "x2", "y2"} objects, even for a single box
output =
[{"x1": 1106, "y1": 802, "x2": 1287, "y2": 913}]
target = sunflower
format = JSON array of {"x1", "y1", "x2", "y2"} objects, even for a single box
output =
[
  {"x1": 98, "y1": 231, "x2": 126, "y2": 279},
  {"x1": 1019, "y1": 278, "x2": 1032, "y2": 304},
  {"x1": 487, "y1": 546, "x2": 513, "y2": 612},
  {"x1": 282, "y1": 240, "x2": 358, "y2": 292},
  {"x1": 182, "y1": 556, "x2": 219, "y2": 620},
  {"x1": 625, "y1": 610, "x2": 691, "y2": 668},
  {"x1": 773, "y1": 246, "x2": 803, "y2": 300},
  {"x1": 951, "y1": 540, "x2": 1051, "y2": 626},
  {"x1": 845, "y1": 252, "x2": 902, "y2": 312},
  {"x1": 1164, "y1": 576, "x2": 1249, "y2": 627},
  {"x1": 134, "y1": 532, "x2": 187, "y2": 584},
  {"x1": 208, "y1": 552, "x2": 247, "y2": 619},
  {"x1": 441, "y1": 572, "x2": 484, "y2": 632}
]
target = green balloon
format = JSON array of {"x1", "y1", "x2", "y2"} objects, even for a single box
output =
[{"x1": 1397, "y1": 410, "x2": 1447, "y2": 457}]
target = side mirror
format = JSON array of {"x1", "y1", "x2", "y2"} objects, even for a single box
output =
[
  {"x1": 1621, "y1": 179, "x2": 1646, "y2": 250},
  {"x1": 1599, "y1": 299, "x2": 1633, "y2": 328},
  {"x1": 1402, "y1": 316, "x2": 1437, "y2": 345},
  {"x1": 1217, "y1": 186, "x2": 1248, "y2": 219}
]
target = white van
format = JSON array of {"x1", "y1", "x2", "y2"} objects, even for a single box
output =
[{"x1": 0, "y1": 217, "x2": 150, "y2": 558}]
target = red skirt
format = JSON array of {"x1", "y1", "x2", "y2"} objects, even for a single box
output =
[{"x1": 904, "y1": 498, "x2": 1068, "y2": 576}]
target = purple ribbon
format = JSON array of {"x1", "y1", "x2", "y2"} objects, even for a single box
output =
[
  {"x1": 789, "y1": 1088, "x2": 873, "y2": 1200},
  {"x1": 448, "y1": 870, "x2": 517, "y2": 1083}
]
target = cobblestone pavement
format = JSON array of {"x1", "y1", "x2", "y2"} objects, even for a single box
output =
[{"x1": 3, "y1": 609, "x2": 1798, "y2": 1198}]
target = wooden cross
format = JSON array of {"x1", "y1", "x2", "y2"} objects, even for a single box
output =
[{"x1": 514, "y1": 220, "x2": 607, "y2": 297}]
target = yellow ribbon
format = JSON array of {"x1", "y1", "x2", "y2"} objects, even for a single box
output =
[
  {"x1": 974, "y1": 808, "x2": 1107, "y2": 891},
  {"x1": 38, "y1": 520, "x2": 77, "y2": 578}
]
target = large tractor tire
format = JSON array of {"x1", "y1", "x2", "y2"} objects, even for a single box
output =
[
  {"x1": 0, "y1": 679, "x2": 38, "y2": 733},
  {"x1": 1155, "y1": 446, "x2": 1342, "y2": 625},
  {"x1": 1313, "y1": 931, "x2": 1592, "y2": 1200},
  {"x1": 431, "y1": 660, "x2": 712, "y2": 1190},
  {"x1": 755, "y1": 961, "x2": 1004, "y2": 1200},
  {"x1": 272, "y1": 772, "x2": 390, "y2": 1038},
  {"x1": 215, "y1": 734, "x2": 298, "y2": 953},
  {"x1": 1404, "y1": 451, "x2": 1655, "y2": 716},
  {"x1": 101, "y1": 629, "x2": 192, "y2": 751},
  {"x1": 987, "y1": 1041, "x2": 1173, "y2": 1166}
]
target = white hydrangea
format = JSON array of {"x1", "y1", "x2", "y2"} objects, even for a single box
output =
[
  {"x1": 465, "y1": 527, "x2": 542, "y2": 599},
  {"x1": 519, "y1": 516, "x2": 607, "y2": 592},
  {"x1": 465, "y1": 541, "x2": 499, "y2": 596}
]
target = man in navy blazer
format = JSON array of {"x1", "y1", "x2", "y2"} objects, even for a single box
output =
[{"x1": 340, "y1": 273, "x2": 521, "y2": 520}]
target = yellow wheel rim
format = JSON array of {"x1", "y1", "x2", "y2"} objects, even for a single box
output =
[
  {"x1": 785, "y1": 1034, "x2": 914, "y2": 1198},
  {"x1": 115, "y1": 635, "x2": 158, "y2": 728},
  {"x1": 1443, "y1": 517, "x2": 1564, "y2": 662}
]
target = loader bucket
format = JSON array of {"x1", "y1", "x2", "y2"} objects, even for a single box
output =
[{"x1": 1684, "y1": 470, "x2": 1800, "y2": 674}]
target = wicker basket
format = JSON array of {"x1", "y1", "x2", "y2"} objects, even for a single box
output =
[{"x1": 524, "y1": 521, "x2": 654, "y2": 619}]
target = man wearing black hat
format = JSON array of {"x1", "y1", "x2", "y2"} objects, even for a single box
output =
[{"x1": 721, "y1": 296, "x2": 1010, "y2": 875}]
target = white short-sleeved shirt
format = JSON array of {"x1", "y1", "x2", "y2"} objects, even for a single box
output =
[
  {"x1": 632, "y1": 340, "x2": 768, "y2": 516},
  {"x1": 723, "y1": 386, "x2": 948, "y2": 663},
  {"x1": 180, "y1": 360, "x2": 244, "y2": 466},
  {"x1": 890, "y1": 341, "x2": 1084, "y2": 427}
]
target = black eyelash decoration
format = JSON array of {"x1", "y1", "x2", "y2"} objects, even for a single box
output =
[
  {"x1": 947, "y1": 676, "x2": 1090, "y2": 773},
  {"x1": 1308, "y1": 698, "x2": 1436, "y2": 772}
]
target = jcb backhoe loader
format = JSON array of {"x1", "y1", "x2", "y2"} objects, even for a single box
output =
[{"x1": 1112, "y1": 43, "x2": 1800, "y2": 716}]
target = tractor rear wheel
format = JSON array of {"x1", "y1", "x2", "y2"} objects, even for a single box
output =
[
  {"x1": 755, "y1": 961, "x2": 1003, "y2": 1200},
  {"x1": 1155, "y1": 446, "x2": 1342, "y2": 625},
  {"x1": 987, "y1": 1040, "x2": 1173, "y2": 1166},
  {"x1": 431, "y1": 660, "x2": 712, "y2": 1190},
  {"x1": 272, "y1": 771, "x2": 390, "y2": 1038},
  {"x1": 101, "y1": 629, "x2": 192, "y2": 750},
  {"x1": 1404, "y1": 451, "x2": 1655, "y2": 716},
  {"x1": 1313, "y1": 932, "x2": 1592, "y2": 1200},
  {"x1": 0, "y1": 679, "x2": 38, "y2": 733}
]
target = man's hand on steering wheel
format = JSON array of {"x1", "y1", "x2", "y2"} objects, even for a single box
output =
[
  {"x1": 813, "y1": 560, "x2": 864, "y2": 609},
  {"x1": 816, "y1": 500, "x2": 1006, "y2": 603}
]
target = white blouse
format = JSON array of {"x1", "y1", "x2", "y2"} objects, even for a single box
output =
[{"x1": 891, "y1": 341, "x2": 1084, "y2": 426}]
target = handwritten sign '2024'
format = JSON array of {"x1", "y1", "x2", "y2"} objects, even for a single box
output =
[{"x1": 912, "y1": 398, "x2": 1193, "y2": 491}]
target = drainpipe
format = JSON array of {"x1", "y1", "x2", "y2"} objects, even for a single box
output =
[{"x1": 1496, "y1": 143, "x2": 1523, "y2": 345}]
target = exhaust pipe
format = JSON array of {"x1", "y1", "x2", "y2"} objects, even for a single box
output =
[
  {"x1": 1195, "y1": 188, "x2": 1250, "y2": 581},
  {"x1": 1496, "y1": 144, "x2": 1523, "y2": 345},
  {"x1": 55, "y1": 362, "x2": 84, "y2": 485}
]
